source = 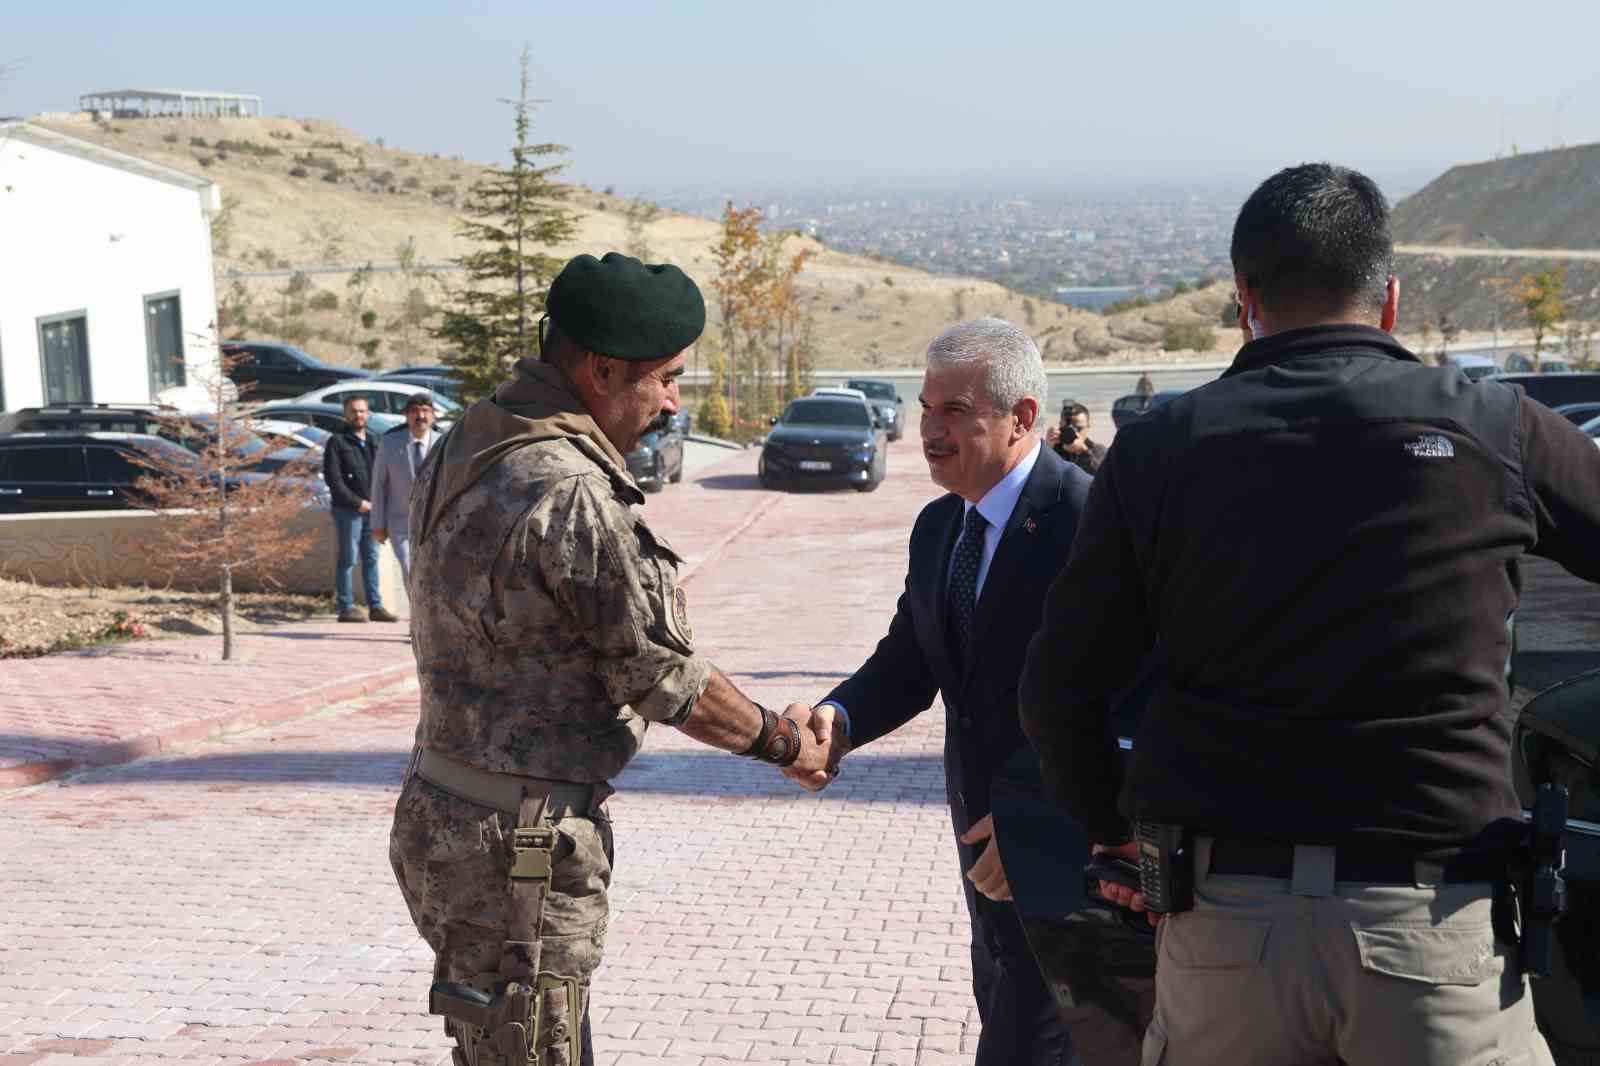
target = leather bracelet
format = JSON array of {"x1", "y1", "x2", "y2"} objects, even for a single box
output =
[
  {"x1": 738, "y1": 704, "x2": 774, "y2": 758},
  {"x1": 762, "y1": 714, "x2": 803, "y2": 767}
]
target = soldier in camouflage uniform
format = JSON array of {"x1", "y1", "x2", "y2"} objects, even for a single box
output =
[{"x1": 390, "y1": 253, "x2": 834, "y2": 1066}]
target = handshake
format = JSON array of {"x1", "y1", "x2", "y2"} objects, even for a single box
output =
[{"x1": 762, "y1": 704, "x2": 850, "y2": 794}]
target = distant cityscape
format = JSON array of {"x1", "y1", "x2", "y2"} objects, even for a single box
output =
[{"x1": 640, "y1": 182, "x2": 1246, "y2": 308}]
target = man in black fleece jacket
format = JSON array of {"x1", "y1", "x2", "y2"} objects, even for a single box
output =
[
  {"x1": 1021, "y1": 163, "x2": 1598, "y2": 1066},
  {"x1": 322, "y1": 394, "x2": 397, "y2": 623}
]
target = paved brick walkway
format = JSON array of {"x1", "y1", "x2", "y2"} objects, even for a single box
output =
[
  {"x1": 0, "y1": 444, "x2": 784, "y2": 792},
  {"x1": 2, "y1": 431, "x2": 980, "y2": 1064}
]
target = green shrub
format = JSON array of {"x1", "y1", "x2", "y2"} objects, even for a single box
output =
[
  {"x1": 430, "y1": 183, "x2": 454, "y2": 199},
  {"x1": 190, "y1": 136, "x2": 208, "y2": 148},
  {"x1": 1161, "y1": 322, "x2": 1216, "y2": 352},
  {"x1": 163, "y1": 131, "x2": 179, "y2": 144},
  {"x1": 402, "y1": 175, "x2": 421, "y2": 189},
  {"x1": 360, "y1": 310, "x2": 379, "y2": 330},
  {"x1": 321, "y1": 168, "x2": 341, "y2": 183},
  {"x1": 308, "y1": 291, "x2": 339, "y2": 312},
  {"x1": 288, "y1": 165, "x2": 308, "y2": 179},
  {"x1": 194, "y1": 154, "x2": 214, "y2": 168}
]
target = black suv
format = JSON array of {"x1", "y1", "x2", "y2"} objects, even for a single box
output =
[
  {"x1": 222, "y1": 341, "x2": 373, "y2": 400},
  {"x1": 1, "y1": 404, "x2": 310, "y2": 474},
  {"x1": 845, "y1": 379, "x2": 905, "y2": 440},
  {"x1": 0, "y1": 431, "x2": 222, "y2": 512},
  {"x1": 759, "y1": 395, "x2": 886, "y2": 492}
]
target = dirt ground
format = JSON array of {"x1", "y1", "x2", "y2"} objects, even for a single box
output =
[{"x1": 0, "y1": 578, "x2": 335, "y2": 658}]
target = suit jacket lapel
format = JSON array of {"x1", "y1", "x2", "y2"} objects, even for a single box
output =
[
  {"x1": 925, "y1": 496, "x2": 963, "y2": 692},
  {"x1": 964, "y1": 450, "x2": 1063, "y2": 684}
]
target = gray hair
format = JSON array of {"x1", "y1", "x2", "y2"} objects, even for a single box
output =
[{"x1": 925, "y1": 316, "x2": 1048, "y2": 412}]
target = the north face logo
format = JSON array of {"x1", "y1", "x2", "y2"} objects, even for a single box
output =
[{"x1": 1404, "y1": 434, "x2": 1455, "y2": 458}]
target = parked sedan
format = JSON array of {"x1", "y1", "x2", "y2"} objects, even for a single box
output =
[
  {"x1": 759, "y1": 395, "x2": 886, "y2": 492},
  {"x1": 286, "y1": 381, "x2": 461, "y2": 426},
  {"x1": 625, "y1": 427, "x2": 685, "y2": 492},
  {"x1": 221, "y1": 341, "x2": 372, "y2": 400},
  {"x1": 246, "y1": 402, "x2": 402, "y2": 436},
  {"x1": 845, "y1": 378, "x2": 905, "y2": 440},
  {"x1": 377, "y1": 372, "x2": 466, "y2": 405}
]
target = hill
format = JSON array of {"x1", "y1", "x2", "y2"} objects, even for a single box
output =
[
  {"x1": 1391, "y1": 144, "x2": 1600, "y2": 332},
  {"x1": 32, "y1": 114, "x2": 1235, "y2": 371}
]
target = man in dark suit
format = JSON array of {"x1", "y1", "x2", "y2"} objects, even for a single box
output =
[{"x1": 786, "y1": 317, "x2": 1091, "y2": 1066}]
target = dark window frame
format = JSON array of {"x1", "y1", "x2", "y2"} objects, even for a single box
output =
[
  {"x1": 36, "y1": 310, "x2": 92, "y2": 405},
  {"x1": 143, "y1": 290, "x2": 186, "y2": 394}
]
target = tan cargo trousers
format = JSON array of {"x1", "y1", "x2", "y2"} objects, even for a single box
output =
[{"x1": 1143, "y1": 838, "x2": 1554, "y2": 1066}]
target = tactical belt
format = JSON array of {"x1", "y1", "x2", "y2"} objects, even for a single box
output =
[
  {"x1": 1208, "y1": 838, "x2": 1501, "y2": 885},
  {"x1": 415, "y1": 748, "x2": 608, "y2": 819}
]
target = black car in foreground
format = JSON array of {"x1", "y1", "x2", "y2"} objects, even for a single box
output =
[
  {"x1": 0, "y1": 404, "x2": 312, "y2": 474},
  {"x1": 845, "y1": 378, "x2": 905, "y2": 440},
  {"x1": 625, "y1": 426, "x2": 685, "y2": 493},
  {"x1": 1499, "y1": 373, "x2": 1600, "y2": 410},
  {"x1": 222, "y1": 341, "x2": 372, "y2": 400},
  {"x1": 759, "y1": 395, "x2": 886, "y2": 492},
  {"x1": 1111, "y1": 388, "x2": 1189, "y2": 430}
]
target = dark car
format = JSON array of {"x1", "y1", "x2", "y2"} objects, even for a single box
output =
[
  {"x1": 0, "y1": 431, "x2": 296, "y2": 513},
  {"x1": 845, "y1": 378, "x2": 905, "y2": 441},
  {"x1": 244, "y1": 402, "x2": 402, "y2": 436},
  {"x1": 625, "y1": 426, "x2": 685, "y2": 493},
  {"x1": 222, "y1": 341, "x2": 373, "y2": 400},
  {"x1": 759, "y1": 395, "x2": 886, "y2": 492},
  {"x1": 1499, "y1": 373, "x2": 1600, "y2": 410},
  {"x1": 1552, "y1": 402, "x2": 1600, "y2": 426},
  {"x1": 1111, "y1": 388, "x2": 1188, "y2": 429},
  {"x1": 1513, "y1": 671, "x2": 1600, "y2": 1061},
  {"x1": 0, "y1": 404, "x2": 311, "y2": 474}
]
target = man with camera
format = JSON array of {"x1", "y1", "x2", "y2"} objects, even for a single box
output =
[
  {"x1": 1020, "y1": 163, "x2": 1600, "y2": 1065},
  {"x1": 1046, "y1": 400, "x2": 1107, "y2": 476}
]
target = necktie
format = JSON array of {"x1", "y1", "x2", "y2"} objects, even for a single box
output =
[
  {"x1": 411, "y1": 440, "x2": 424, "y2": 476},
  {"x1": 948, "y1": 507, "x2": 988, "y2": 659}
]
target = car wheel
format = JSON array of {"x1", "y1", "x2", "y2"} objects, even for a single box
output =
[{"x1": 758, "y1": 458, "x2": 779, "y2": 490}]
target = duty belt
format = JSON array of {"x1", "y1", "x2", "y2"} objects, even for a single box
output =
[{"x1": 414, "y1": 748, "x2": 609, "y2": 818}]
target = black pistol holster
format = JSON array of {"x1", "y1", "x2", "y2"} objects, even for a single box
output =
[
  {"x1": 1503, "y1": 782, "x2": 1570, "y2": 979},
  {"x1": 429, "y1": 790, "x2": 584, "y2": 1065}
]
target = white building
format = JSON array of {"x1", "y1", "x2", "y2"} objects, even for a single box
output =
[{"x1": 0, "y1": 121, "x2": 222, "y2": 414}]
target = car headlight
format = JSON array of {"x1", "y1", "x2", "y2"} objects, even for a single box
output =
[{"x1": 852, "y1": 444, "x2": 876, "y2": 460}]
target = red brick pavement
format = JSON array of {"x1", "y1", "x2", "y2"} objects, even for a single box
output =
[
  {"x1": 2, "y1": 430, "x2": 984, "y2": 1064},
  {"x1": 0, "y1": 445, "x2": 784, "y2": 793}
]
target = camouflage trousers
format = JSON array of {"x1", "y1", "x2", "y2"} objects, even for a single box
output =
[{"x1": 390, "y1": 771, "x2": 613, "y2": 1066}]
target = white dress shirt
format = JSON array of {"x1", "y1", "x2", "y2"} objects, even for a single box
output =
[
  {"x1": 948, "y1": 439, "x2": 1041, "y2": 601},
  {"x1": 824, "y1": 439, "x2": 1041, "y2": 740}
]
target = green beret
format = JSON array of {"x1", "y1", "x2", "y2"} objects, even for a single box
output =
[{"x1": 547, "y1": 252, "x2": 706, "y2": 361}]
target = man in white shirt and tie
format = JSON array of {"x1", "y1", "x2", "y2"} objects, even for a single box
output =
[
  {"x1": 371, "y1": 391, "x2": 438, "y2": 583},
  {"x1": 784, "y1": 318, "x2": 1095, "y2": 1065}
]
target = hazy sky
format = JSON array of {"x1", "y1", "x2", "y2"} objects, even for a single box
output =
[{"x1": 7, "y1": 0, "x2": 1600, "y2": 199}]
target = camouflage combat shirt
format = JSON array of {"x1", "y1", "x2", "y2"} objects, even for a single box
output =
[{"x1": 407, "y1": 359, "x2": 711, "y2": 782}]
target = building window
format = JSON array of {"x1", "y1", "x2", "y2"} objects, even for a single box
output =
[
  {"x1": 37, "y1": 312, "x2": 91, "y2": 405},
  {"x1": 145, "y1": 292, "x2": 186, "y2": 393}
]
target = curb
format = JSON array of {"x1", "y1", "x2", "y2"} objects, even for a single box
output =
[{"x1": 0, "y1": 660, "x2": 416, "y2": 792}]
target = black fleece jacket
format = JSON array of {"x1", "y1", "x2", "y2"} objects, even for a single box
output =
[
  {"x1": 1020, "y1": 325, "x2": 1600, "y2": 861},
  {"x1": 322, "y1": 426, "x2": 377, "y2": 512}
]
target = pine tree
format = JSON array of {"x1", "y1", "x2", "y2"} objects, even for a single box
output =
[{"x1": 434, "y1": 47, "x2": 578, "y2": 403}]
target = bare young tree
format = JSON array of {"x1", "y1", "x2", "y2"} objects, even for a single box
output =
[{"x1": 132, "y1": 343, "x2": 323, "y2": 660}]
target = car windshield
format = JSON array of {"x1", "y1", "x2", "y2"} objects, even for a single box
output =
[
  {"x1": 783, "y1": 400, "x2": 871, "y2": 428},
  {"x1": 846, "y1": 381, "x2": 898, "y2": 401}
]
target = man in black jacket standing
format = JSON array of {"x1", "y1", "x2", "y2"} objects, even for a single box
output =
[
  {"x1": 789, "y1": 317, "x2": 1091, "y2": 1066},
  {"x1": 1021, "y1": 164, "x2": 1600, "y2": 1065},
  {"x1": 322, "y1": 394, "x2": 397, "y2": 623}
]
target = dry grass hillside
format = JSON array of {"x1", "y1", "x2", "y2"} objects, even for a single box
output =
[{"x1": 38, "y1": 114, "x2": 1231, "y2": 369}]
